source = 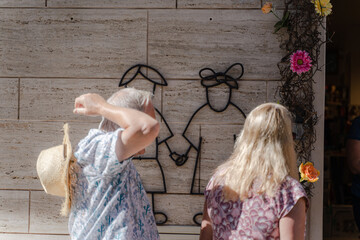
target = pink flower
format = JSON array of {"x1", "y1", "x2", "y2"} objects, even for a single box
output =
[{"x1": 290, "y1": 50, "x2": 312, "y2": 74}]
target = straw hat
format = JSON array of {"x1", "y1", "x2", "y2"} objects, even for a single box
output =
[{"x1": 36, "y1": 123, "x2": 74, "y2": 216}]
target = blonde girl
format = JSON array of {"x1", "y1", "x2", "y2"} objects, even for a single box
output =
[{"x1": 200, "y1": 103, "x2": 308, "y2": 240}]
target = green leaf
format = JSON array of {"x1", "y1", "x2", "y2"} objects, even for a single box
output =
[
  {"x1": 274, "y1": 20, "x2": 283, "y2": 28},
  {"x1": 282, "y1": 11, "x2": 290, "y2": 21},
  {"x1": 274, "y1": 24, "x2": 283, "y2": 33}
]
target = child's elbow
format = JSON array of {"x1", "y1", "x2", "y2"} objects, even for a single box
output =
[
  {"x1": 151, "y1": 121, "x2": 160, "y2": 138},
  {"x1": 142, "y1": 120, "x2": 160, "y2": 139}
]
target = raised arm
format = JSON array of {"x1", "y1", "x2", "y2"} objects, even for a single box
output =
[{"x1": 73, "y1": 93, "x2": 160, "y2": 161}]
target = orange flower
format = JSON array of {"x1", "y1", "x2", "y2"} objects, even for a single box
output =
[
  {"x1": 262, "y1": 2, "x2": 273, "y2": 14},
  {"x1": 299, "y1": 162, "x2": 320, "y2": 183}
]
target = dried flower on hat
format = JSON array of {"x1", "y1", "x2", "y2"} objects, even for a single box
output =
[
  {"x1": 299, "y1": 162, "x2": 320, "y2": 183},
  {"x1": 290, "y1": 50, "x2": 312, "y2": 75}
]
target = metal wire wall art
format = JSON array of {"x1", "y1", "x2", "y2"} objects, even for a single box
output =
[
  {"x1": 177, "y1": 63, "x2": 247, "y2": 225},
  {"x1": 118, "y1": 63, "x2": 247, "y2": 226},
  {"x1": 119, "y1": 64, "x2": 172, "y2": 225}
]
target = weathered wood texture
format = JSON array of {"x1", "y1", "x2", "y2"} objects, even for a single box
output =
[
  {"x1": 29, "y1": 191, "x2": 68, "y2": 234},
  {"x1": 0, "y1": 0, "x2": 44, "y2": 7},
  {"x1": 0, "y1": 78, "x2": 18, "y2": 120},
  {"x1": 0, "y1": 191, "x2": 29, "y2": 232},
  {"x1": 267, "y1": 80, "x2": 282, "y2": 103},
  {"x1": 0, "y1": 234, "x2": 69, "y2": 240},
  {"x1": 0, "y1": 9, "x2": 147, "y2": 78},
  {"x1": 20, "y1": 78, "x2": 162, "y2": 121},
  {"x1": 0, "y1": 233, "x2": 200, "y2": 240},
  {"x1": 0, "y1": 3, "x2": 289, "y2": 238},
  {"x1": 159, "y1": 235, "x2": 199, "y2": 240},
  {"x1": 264, "y1": 0, "x2": 286, "y2": 9},
  {"x1": 178, "y1": 0, "x2": 260, "y2": 9},
  {"x1": 48, "y1": 0, "x2": 175, "y2": 8},
  {"x1": 148, "y1": 10, "x2": 284, "y2": 80},
  {"x1": 199, "y1": 124, "x2": 243, "y2": 190},
  {"x1": 158, "y1": 226, "x2": 200, "y2": 234}
]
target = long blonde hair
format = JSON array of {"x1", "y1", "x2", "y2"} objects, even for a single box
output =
[{"x1": 213, "y1": 103, "x2": 298, "y2": 201}]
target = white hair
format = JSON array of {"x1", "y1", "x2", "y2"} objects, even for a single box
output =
[
  {"x1": 99, "y1": 87, "x2": 153, "y2": 132},
  {"x1": 213, "y1": 103, "x2": 298, "y2": 201}
]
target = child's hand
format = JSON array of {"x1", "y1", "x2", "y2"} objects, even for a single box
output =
[{"x1": 73, "y1": 93, "x2": 106, "y2": 116}]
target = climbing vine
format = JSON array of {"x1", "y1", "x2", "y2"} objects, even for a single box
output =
[{"x1": 263, "y1": 0, "x2": 332, "y2": 195}]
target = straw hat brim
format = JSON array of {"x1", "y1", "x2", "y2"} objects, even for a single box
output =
[
  {"x1": 36, "y1": 123, "x2": 74, "y2": 216},
  {"x1": 61, "y1": 123, "x2": 73, "y2": 216}
]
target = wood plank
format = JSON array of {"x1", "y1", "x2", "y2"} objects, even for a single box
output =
[
  {"x1": 20, "y1": 78, "x2": 109, "y2": 122},
  {"x1": 163, "y1": 80, "x2": 206, "y2": 124},
  {"x1": 199, "y1": 124, "x2": 243, "y2": 191},
  {"x1": 29, "y1": 191, "x2": 68, "y2": 234},
  {"x1": 158, "y1": 225, "x2": 200, "y2": 234},
  {"x1": 20, "y1": 79, "x2": 160, "y2": 121},
  {"x1": 163, "y1": 79, "x2": 265, "y2": 123},
  {"x1": 148, "y1": 10, "x2": 285, "y2": 80},
  {"x1": 267, "y1": 80, "x2": 281, "y2": 103},
  {"x1": 0, "y1": 234, "x2": 69, "y2": 240},
  {"x1": 0, "y1": 9, "x2": 146, "y2": 78},
  {"x1": 0, "y1": 78, "x2": 18, "y2": 120},
  {"x1": 231, "y1": 80, "x2": 267, "y2": 113},
  {"x1": 0, "y1": 190, "x2": 29, "y2": 233},
  {"x1": 0, "y1": 233, "x2": 200, "y2": 240},
  {"x1": 160, "y1": 234, "x2": 199, "y2": 240},
  {"x1": 48, "y1": 0, "x2": 175, "y2": 8},
  {"x1": 154, "y1": 194, "x2": 204, "y2": 225},
  {"x1": 0, "y1": 121, "x2": 98, "y2": 190},
  {"x1": 0, "y1": 0, "x2": 44, "y2": 7},
  {"x1": 265, "y1": 0, "x2": 285, "y2": 9},
  {"x1": 178, "y1": 0, "x2": 259, "y2": 9}
]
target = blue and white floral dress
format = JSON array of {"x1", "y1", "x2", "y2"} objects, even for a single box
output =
[{"x1": 68, "y1": 128, "x2": 159, "y2": 240}]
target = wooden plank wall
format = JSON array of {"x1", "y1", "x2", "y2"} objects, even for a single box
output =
[{"x1": 0, "y1": 0, "x2": 286, "y2": 239}]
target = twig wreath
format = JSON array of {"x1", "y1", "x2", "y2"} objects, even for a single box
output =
[{"x1": 263, "y1": 0, "x2": 332, "y2": 196}]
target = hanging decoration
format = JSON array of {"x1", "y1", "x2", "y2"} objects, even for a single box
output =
[
  {"x1": 299, "y1": 162, "x2": 321, "y2": 183},
  {"x1": 290, "y1": 50, "x2": 313, "y2": 75},
  {"x1": 262, "y1": 0, "x2": 332, "y2": 195}
]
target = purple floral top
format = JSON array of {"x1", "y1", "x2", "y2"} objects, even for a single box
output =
[{"x1": 204, "y1": 176, "x2": 308, "y2": 240}]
